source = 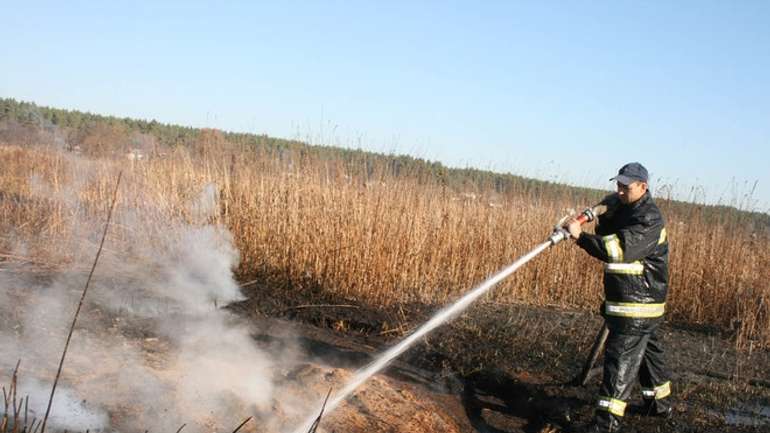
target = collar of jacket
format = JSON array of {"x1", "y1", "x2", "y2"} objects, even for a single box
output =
[{"x1": 624, "y1": 190, "x2": 652, "y2": 211}]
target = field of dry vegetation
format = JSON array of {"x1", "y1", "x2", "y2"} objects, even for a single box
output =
[{"x1": 1, "y1": 138, "x2": 769, "y2": 350}]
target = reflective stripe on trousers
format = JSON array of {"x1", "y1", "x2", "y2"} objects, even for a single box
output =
[
  {"x1": 642, "y1": 381, "x2": 671, "y2": 400},
  {"x1": 597, "y1": 396, "x2": 627, "y2": 417}
]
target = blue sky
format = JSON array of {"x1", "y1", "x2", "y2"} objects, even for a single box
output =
[{"x1": 2, "y1": 1, "x2": 769, "y2": 210}]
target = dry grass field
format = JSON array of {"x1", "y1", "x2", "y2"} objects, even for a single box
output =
[{"x1": 1, "y1": 140, "x2": 768, "y2": 351}]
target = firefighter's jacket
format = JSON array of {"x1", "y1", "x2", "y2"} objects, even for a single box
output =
[{"x1": 576, "y1": 191, "x2": 669, "y2": 334}]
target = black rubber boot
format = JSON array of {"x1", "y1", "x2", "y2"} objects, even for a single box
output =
[
  {"x1": 581, "y1": 421, "x2": 620, "y2": 433},
  {"x1": 641, "y1": 399, "x2": 673, "y2": 418},
  {"x1": 588, "y1": 411, "x2": 622, "y2": 433}
]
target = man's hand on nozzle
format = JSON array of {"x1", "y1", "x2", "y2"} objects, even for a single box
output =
[{"x1": 566, "y1": 218, "x2": 582, "y2": 240}]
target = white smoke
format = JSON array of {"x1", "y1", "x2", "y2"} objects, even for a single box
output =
[
  {"x1": 173, "y1": 314, "x2": 274, "y2": 412},
  {"x1": 8, "y1": 378, "x2": 109, "y2": 432},
  {"x1": 0, "y1": 155, "x2": 302, "y2": 433}
]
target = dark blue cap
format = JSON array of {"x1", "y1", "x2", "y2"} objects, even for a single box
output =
[{"x1": 610, "y1": 162, "x2": 649, "y2": 185}]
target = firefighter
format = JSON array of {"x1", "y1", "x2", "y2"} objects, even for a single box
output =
[{"x1": 566, "y1": 162, "x2": 672, "y2": 432}]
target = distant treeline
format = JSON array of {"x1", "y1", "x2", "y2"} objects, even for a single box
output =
[{"x1": 1, "y1": 96, "x2": 767, "y2": 232}]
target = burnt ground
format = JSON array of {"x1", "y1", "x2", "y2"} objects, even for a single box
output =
[
  {"x1": 2, "y1": 266, "x2": 769, "y2": 433},
  {"x1": 233, "y1": 279, "x2": 770, "y2": 433}
]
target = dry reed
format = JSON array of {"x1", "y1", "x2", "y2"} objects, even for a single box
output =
[{"x1": 0, "y1": 142, "x2": 768, "y2": 348}]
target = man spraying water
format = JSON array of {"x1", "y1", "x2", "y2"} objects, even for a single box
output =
[
  {"x1": 290, "y1": 194, "x2": 609, "y2": 433},
  {"x1": 566, "y1": 162, "x2": 672, "y2": 433}
]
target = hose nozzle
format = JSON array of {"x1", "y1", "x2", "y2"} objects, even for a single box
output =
[
  {"x1": 548, "y1": 203, "x2": 608, "y2": 246},
  {"x1": 575, "y1": 204, "x2": 608, "y2": 225}
]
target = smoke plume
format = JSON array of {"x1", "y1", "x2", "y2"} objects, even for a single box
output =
[{"x1": 0, "y1": 151, "x2": 305, "y2": 433}]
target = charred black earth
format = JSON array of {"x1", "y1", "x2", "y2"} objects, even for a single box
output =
[
  {"x1": 3, "y1": 268, "x2": 769, "y2": 433},
  {"x1": 235, "y1": 280, "x2": 770, "y2": 433}
]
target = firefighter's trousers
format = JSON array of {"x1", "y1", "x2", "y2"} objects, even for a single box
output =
[{"x1": 594, "y1": 326, "x2": 672, "y2": 432}]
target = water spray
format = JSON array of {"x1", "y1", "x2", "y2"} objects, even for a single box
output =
[{"x1": 291, "y1": 202, "x2": 608, "y2": 433}]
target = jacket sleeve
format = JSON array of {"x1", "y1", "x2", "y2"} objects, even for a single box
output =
[
  {"x1": 576, "y1": 213, "x2": 663, "y2": 263},
  {"x1": 576, "y1": 232, "x2": 611, "y2": 262}
]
